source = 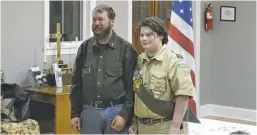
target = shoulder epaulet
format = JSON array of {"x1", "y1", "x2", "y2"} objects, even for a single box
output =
[
  {"x1": 172, "y1": 52, "x2": 184, "y2": 60},
  {"x1": 174, "y1": 53, "x2": 189, "y2": 68},
  {"x1": 175, "y1": 53, "x2": 183, "y2": 59},
  {"x1": 169, "y1": 50, "x2": 184, "y2": 59}
]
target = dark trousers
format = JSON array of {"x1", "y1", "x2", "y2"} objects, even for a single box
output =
[{"x1": 80, "y1": 104, "x2": 128, "y2": 134}]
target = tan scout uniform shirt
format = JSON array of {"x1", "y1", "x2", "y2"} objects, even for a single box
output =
[{"x1": 134, "y1": 45, "x2": 194, "y2": 119}]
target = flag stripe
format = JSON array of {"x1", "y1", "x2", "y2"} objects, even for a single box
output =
[
  {"x1": 169, "y1": 23, "x2": 195, "y2": 58},
  {"x1": 170, "y1": 11, "x2": 194, "y2": 42},
  {"x1": 168, "y1": 0, "x2": 197, "y2": 115}
]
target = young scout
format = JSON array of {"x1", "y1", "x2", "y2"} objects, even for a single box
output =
[{"x1": 128, "y1": 17, "x2": 200, "y2": 134}]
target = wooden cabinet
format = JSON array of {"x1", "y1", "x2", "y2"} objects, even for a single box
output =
[
  {"x1": 26, "y1": 87, "x2": 79, "y2": 134},
  {"x1": 132, "y1": 1, "x2": 173, "y2": 54}
]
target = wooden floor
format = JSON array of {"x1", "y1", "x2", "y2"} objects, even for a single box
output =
[{"x1": 202, "y1": 116, "x2": 256, "y2": 126}]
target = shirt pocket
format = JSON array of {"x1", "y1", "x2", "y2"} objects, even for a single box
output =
[
  {"x1": 104, "y1": 67, "x2": 123, "y2": 91},
  {"x1": 150, "y1": 72, "x2": 167, "y2": 98},
  {"x1": 82, "y1": 65, "x2": 94, "y2": 88},
  {"x1": 105, "y1": 67, "x2": 123, "y2": 78}
]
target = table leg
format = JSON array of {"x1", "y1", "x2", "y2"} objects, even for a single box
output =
[{"x1": 55, "y1": 94, "x2": 79, "y2": 134}]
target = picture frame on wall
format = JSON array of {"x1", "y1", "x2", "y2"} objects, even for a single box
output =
[{"x1": 220, "y1": 6, "x2": 236, "y2": 21}]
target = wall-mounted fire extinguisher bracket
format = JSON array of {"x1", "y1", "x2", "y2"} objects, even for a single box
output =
[{"x1": 204, "y1": 3, "x2": 213, "y2": 31}]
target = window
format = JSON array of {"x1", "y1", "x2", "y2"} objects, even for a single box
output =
[
  {"x1": 49, "y1": 1, "x2": 83, "y2": 42},
  {"x1": 44, "y1": 0, "x2": 96, "y2": 55}
]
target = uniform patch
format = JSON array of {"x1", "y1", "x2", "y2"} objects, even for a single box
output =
[
  {"x1": 183, "y1": 69, "x2": 191, "y2": 76},
  {"x1": 133, "y1": 68, "x2": 143, "y2": 90},
  {"x1": 174, "y1": 52, "x2": 189, "y2": 68},
  {"x1": 178, "y1": 60, "x2": 189, "y2": 68}
]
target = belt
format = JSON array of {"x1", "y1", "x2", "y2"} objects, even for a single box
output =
[
  {"x1": 138, "y1": 117, "x2": 183, "y2": 129},
  {"x1": 84, "y1": 97, "x2": 124, "y2": 109},
  {"x1": 138, "y1": 117, "x2": 171, "y2": 125}
]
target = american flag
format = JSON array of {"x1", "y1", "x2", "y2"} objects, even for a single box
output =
[{"x1": 167, "y1": 0, "x2": 197, "y2": 114}]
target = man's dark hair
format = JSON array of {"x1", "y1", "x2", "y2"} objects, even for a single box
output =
[
  {"x1": 93, "y1": 4, "x2": 116, "y2": 20},
  {"x1": 230, "y1": 130, "x2": 250, "y2": 135},
  {"x1": 137, "y1": 16, "x2": 169, "y2": 45}
]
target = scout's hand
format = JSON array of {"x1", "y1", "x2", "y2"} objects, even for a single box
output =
[
  {"x1": 168, "y1": 123, "x2": 180, "y2": 134},
  {"x1": 111, "y1": 115, "x2": 126, "y2": 131},
  {"x1": 128, "y1": 122, "x2": 137, "y2": 135},
  {"x1": 71, "y1": 117, "x2": 81, "y2": 132}
]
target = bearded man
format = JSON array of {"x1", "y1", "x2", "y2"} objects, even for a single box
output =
[{"x1": 69, "y1": 4, "x2": 138, "y2": 134}]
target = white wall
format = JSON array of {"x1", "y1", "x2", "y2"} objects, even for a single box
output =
[
  {"x1": 1, "y1": 1, "x2": 45, "y2": 85},
  {"x1": 200, "y1": 1, "x2": 256, "y2": 110},
  {"x1": 95, "y1": 1, "x2": 131, "y2": 42},
  {"x1": 199, "y1": 1, "x2": 256, "y2": 122}
]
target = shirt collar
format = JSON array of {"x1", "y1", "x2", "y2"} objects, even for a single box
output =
[
  {"x1": 141, "y1": 45, "x2": 167, "y2": 63},
  {"x1": 91, "y1": 30, "x2": 117, "y2": 49}
]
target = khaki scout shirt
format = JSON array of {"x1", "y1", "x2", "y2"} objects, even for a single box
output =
[{"x1": 134, "y1": 45, "x2": 194, "y2": 119}]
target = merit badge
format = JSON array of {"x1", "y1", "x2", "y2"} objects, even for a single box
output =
[{"x1": 133, "y1": 68, "x2": 143, "y2": 90}]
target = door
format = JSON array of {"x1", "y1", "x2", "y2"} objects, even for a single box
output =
[
  {"x1": 132, "y1": 1, "x2": 154, "y2": 54},
  {"x1": 154, "y1": 1, "x2": 173, "y2": 29},
  {"x1": 132, "y1": 1, "x2": 173, "y2": 54}
]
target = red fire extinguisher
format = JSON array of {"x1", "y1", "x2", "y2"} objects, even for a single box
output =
[{"x1": 205, "y1": 3, "x2": 213, "y2": 31}]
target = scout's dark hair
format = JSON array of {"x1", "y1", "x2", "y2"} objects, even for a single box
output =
[
  {"x1": 230, "y1": 130, "x2": 250, "y2": 135},
  {"x1": 137, "y1": 16, "x2": 169, "y2": 45},
  {"x1": 93, "y1": 4, "x2": 116, "y2": 20}
]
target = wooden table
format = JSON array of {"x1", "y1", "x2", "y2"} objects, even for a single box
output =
[{"x1": 25, "y1": 86, "x2": 79, "y2": 134}]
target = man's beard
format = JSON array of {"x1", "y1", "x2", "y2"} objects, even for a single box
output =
[{"x1": 92, "y1": 25, "x2": 112, "y2": 40}]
